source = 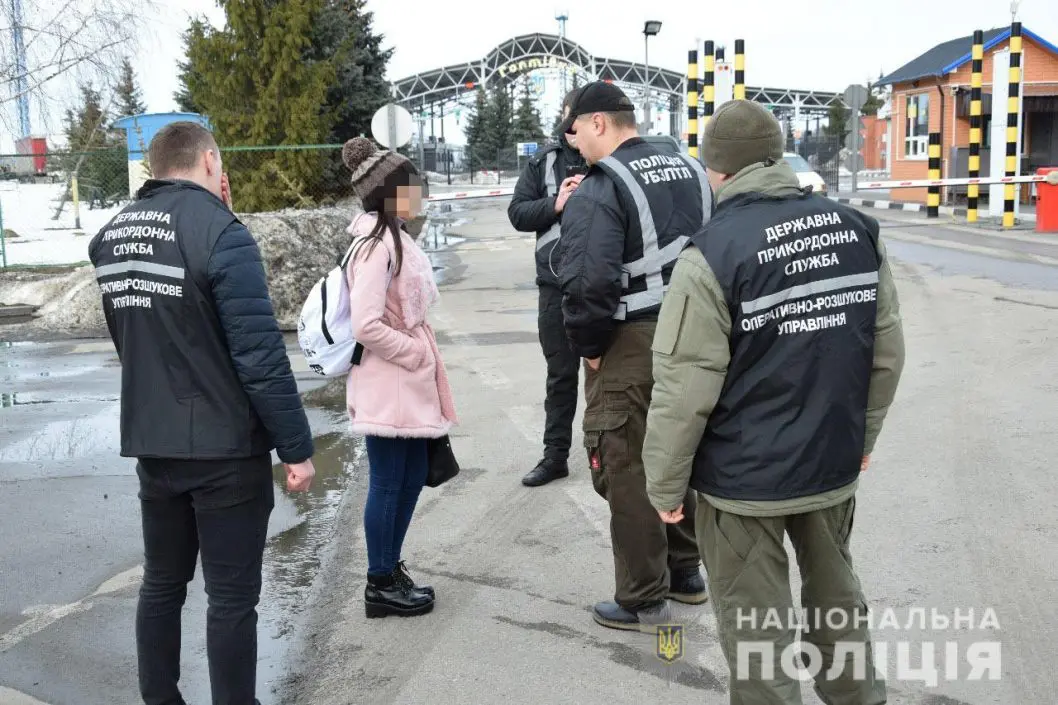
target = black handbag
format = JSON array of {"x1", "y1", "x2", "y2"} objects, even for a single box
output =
[{"x1": 425, "y1": 435, "x2": 460, "y2": 487}]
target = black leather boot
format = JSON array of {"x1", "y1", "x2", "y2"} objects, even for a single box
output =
[
  {"x1": 394, "y1": 561, "x2": 434, "y2": 599},
  {"x1": 668, "y1": 566, "x2": 709, "y2": 605},
  {"x1": 522, "y1": 458, "x2": 569, "y2": 487},
  {"x1": 365, "y1": 572, "x2": 434, "y2": 618},
  {"x1": 591, "y1": 599, "x2": 673, "y2": 634}
]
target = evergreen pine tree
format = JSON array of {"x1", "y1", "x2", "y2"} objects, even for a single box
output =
[
  {"x1": 311, "y1": 0, "x2": 393, "y2": 145},
  {"x1": 309, "y1": 0, "x2": 393, "y2": 193},
  {"x1": 482, "y1": 84, "x2": 513, "y2": 169},
  {"x1": 177, "y1": 0, "x2": 336, "y2": 211},
  {"x1": 115, "y1": 57, "x2": 147, "y2": 118},
  {"x1": 510, "y1": 77, "x2": 545, "y2": 145},
  {"x1": 174, "y1": 19, "x2": 207, "y2": 114},
  {"x1": 464, "y1": 87, "x2": 490, "y2": 172}
]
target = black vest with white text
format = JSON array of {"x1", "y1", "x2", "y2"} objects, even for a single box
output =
[
  {"x1": 689, "y1": 188, "x2": 881, "y2": 501},
  {"x1": 595, "y1": 138, "x2": 712, "y2": 321}
]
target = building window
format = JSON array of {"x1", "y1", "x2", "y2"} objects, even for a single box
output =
[{"x1": 904, "y1": 94, "x2": 929, "y2": 159}]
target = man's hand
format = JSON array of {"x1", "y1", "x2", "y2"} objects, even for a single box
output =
[
  {"x1": 658, "y1": 504, "x2": 685, "y2": 524},
  {"x1": 220, "y1": 172, "x2": 233, "y2": 211},
  {"x1": 861, "y1": 455, "x2": 870, "y2": 473},
  {"x1": 554, "y1": 174, "x2": 584, "y2": 213},
  {"x1": 586, "y1": 357, "x2": 601, "y2": 371},
  {"x1": 285, "y1": 460, "x2": 315, "y2": 492}
]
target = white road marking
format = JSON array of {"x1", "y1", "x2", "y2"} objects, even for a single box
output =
[
  {"x1": 564, "y1": 483, "x2": 610, "y2": 538},
  {"x1": 0, "y1": 687, "x2": 55, "y2": 705},
  {"x1": 505, "y1": 405, "x2": 543, "y2": 445},
  {"x1": 0, "y1": 565, "x2": 142, "y2": 653},
  {"x1": 66, "y1": 341, "x2": 114, "y2": 355}
]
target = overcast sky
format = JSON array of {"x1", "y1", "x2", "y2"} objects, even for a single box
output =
[{"x1": 5, "y1": 0, "x2": 1058, "y2": 150}]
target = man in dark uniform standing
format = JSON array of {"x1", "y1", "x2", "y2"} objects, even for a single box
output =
[
  {"x1": 644, "y1": 100, "x2": 904, "y2": 704},
  {"x1": 557, "y1": 82, "x2": 712, "y2": 632},
  {"x1": 508, "y1": 89, "x2": 587, "y2": 487},
  {"x1": 89, "y1": 121, "x2": 316, "y2": 705}
]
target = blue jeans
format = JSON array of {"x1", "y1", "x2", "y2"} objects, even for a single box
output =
[{"x1": 364, "y1": 436, "x2": 429, "y2": 577}]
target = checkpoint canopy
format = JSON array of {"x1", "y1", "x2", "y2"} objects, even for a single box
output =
[{"x1": 111, "y1": 112, "x2": 213, "y2": 198}]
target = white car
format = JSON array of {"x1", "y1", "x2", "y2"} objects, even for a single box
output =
[{"x1": 782, "y1": 152, "x2": 828, "y2": 196}]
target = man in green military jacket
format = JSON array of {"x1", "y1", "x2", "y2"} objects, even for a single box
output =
[{"x1": 642, "y1": 100, "x2": 905, "y2": 705}]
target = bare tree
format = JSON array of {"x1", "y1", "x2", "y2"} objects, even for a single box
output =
[{"x1": 0, "y1": 0, "x2": 154, "y2": 131}]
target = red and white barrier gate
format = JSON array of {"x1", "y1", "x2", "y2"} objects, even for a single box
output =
[
  {"x1": 427, "y1": 187, "x2": 515, "y2": 202},
  {"x1": 849, "y1": 172, "x2": 1058, "y2": 190}
]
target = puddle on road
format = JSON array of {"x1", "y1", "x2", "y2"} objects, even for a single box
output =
[
  {"x1": 0, "y1": 404, "x2": 120, "y2": 462},
  {"x1": 253, "y1": 386, "x2": 365, "y2": 700},
  {"x1": 0, "y1": 391, "x2": 120, "y2": 407}
]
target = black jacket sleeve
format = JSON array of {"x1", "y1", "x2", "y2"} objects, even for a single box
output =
[
  {"x1": 507, "y1": 152, "x2": 559, "y2": 233},
  {"x1": 557, "y1": 179, "x2": 626, "y2": 359},
  {"x1": 207, "y1": 222, "x2": 314, "y2": 464}
]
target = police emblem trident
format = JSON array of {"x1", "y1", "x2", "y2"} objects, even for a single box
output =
[{"x1": 656, "y1": 624, "x2": 684, "y2": 663}]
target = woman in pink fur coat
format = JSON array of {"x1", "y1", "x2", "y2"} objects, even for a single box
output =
[{"x1": 341, "y1": 137, "x2": 458, "y2": 619}]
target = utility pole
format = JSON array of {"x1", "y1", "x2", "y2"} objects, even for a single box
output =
[
  {"x1": 556, "y1": 10, "x2": 569, "y2": 100},
  {"x1": 642, "y1": 21, "x2": 662, "y2": 135},
  {"x1": 11, "y1": 0, "x2": 31, "y2": 137}
]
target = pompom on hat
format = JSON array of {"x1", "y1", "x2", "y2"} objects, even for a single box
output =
[{"x1": 341, "y1": 136, "x2": 420, "y2": 205}]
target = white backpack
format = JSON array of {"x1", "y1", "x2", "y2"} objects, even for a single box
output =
[{"x1": 297, "y1": 237, "x2": 390, "y2": 378}]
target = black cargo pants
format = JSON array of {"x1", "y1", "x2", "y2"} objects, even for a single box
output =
[
  {"x1": 538, "y1": 285, "x2": 580, "y2": 462},
  {"x1": 583, "y1": 320, "x2": 700, "y2": 609},
  {"x1": 136, "y1": 454, "x2": 274, "y2": 705}
]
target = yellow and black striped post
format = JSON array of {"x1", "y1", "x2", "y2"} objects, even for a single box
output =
[
  {"x1": 703, "y1": 41, "x2": 715, "y2": 131},
  {"x1": 734, "y1": 39, "x2": 745, "y2": 100},
  {"x1": 687, "y1": 49, "x2": 699, "y2": 159},
  {"x1": 968, "y1": 29, "x2": 983, "y2": 223},
  {"x1": 1004, "y1": 21, "x2": 1023, "y2": 228},
  {"x1": 928, "y1": 132, "x2": 941, "y2": 218}
]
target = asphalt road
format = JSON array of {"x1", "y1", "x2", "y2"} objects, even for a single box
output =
[
  {"x1": 3, "y1": 198, "x2": 1058, "y2": 704},
  {"x1": 0, "y1": 337, "x2": 357, "y2": 705},
  {"x1": 285, "y1": 200, "x2": 1058, "y2": 705}
]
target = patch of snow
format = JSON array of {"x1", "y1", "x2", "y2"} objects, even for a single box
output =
[{"x1": 0, "y1": 181, "x2": 125, "y2": 266}]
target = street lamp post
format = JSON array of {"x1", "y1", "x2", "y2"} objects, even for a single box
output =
[{"x1": 643, "y1": 20, "x2": 662, "y2": 134}]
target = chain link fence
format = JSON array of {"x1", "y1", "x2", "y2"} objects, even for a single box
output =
[{"x1": 0, "y1": 141, "x2": 550, "y2": 268}]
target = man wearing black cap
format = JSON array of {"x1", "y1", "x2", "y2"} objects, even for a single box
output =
[
  {"x1": 507, "y1": 89, "x2": 587, "y2": 487},
  {"x1": 556, "y1": 81, "x2": 713, "y2": 632}
]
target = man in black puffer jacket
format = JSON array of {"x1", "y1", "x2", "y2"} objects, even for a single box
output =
[
  {"x1": 507, "y1": 89, "x2": 587, "y2": 487},
  {"x1": 88, "y1": 121, "x2": 315, "y2": 705}
]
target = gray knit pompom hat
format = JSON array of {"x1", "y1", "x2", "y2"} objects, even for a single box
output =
[{"x1": 341, "y1": 137, "x2": 420, "y2": 204}]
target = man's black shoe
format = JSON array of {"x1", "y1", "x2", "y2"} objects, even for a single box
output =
[
  {"x1": 522, "y1": 458, "x2": 569, "y2": 487},
  {"x1": 365, "y1": 573, "x2": 434, "y2": 618},
  {"x1": 668, "y1": 566, "x2": 709, "y2": 605},
  {"x1": 393, "y1": 560, "x2": 434, "y2": 598},
  {"x1": 592, "y1": 599, "x2": 673, "y2": 634}
]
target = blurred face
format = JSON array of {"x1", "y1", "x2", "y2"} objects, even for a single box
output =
[{"x1": 392, "y1": 184, "x2": 423, "y2": 220}]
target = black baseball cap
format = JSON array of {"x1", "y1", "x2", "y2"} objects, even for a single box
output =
[{"x1": 558, "y1": 82, "x2": 636, "y2": 135}]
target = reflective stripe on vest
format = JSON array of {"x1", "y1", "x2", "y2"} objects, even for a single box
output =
[
  {"x1": 599, "y1": 154, "x2": 711, "y2": 320},
  {"x1": 678, "y1": 152, "x2": 714, "y2": 226},
  {"x1": 536, "y1": 150, "x2": 560, "y2": 252}
]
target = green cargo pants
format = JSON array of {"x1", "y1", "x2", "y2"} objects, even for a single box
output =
[
  {"x1": 697, "y1": 496, "x2": 887, "y2": 705},
  {"x1": 583, "y1": 321, "x2": 701, "y2": 609}
]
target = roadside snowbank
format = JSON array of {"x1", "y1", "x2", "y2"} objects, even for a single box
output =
[{"x1": 1, "y1": 204, "x2": 360, "y2": 338}]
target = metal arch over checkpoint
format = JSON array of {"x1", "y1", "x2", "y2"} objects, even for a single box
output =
[{"x1": 389, "y1": 32, "x2": 846, "y2": 125}]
